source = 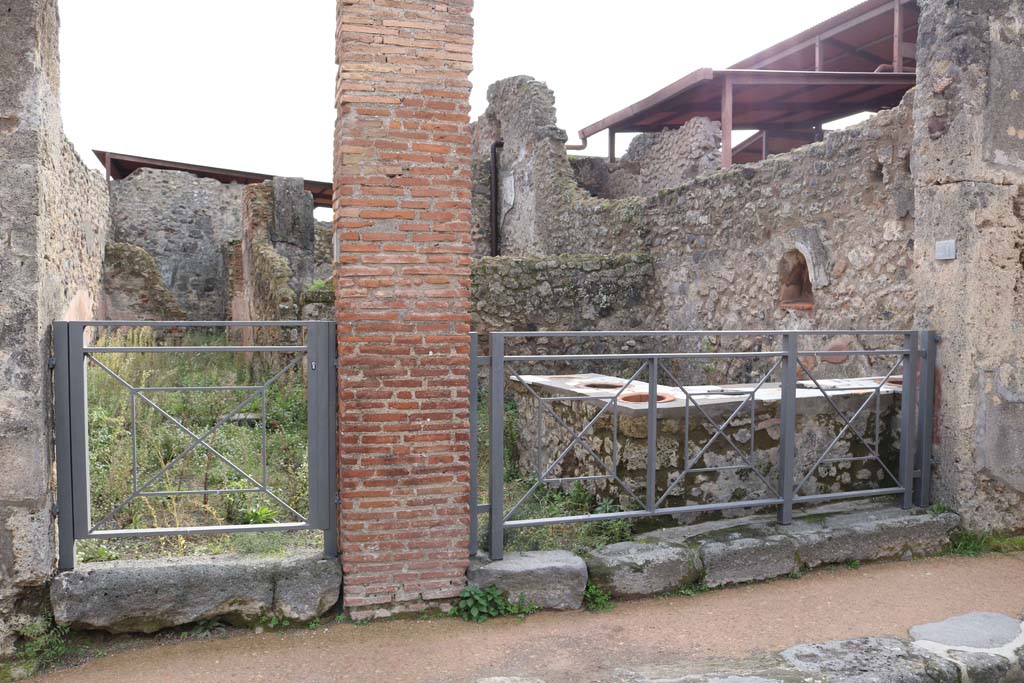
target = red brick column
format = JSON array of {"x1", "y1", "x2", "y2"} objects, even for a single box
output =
[{"x1": 334, "y1": 0, "x2": 474, "y2": 618}]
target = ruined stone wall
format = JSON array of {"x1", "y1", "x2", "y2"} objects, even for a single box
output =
[
  {"x1": 107, "y1": 172, "x2": 331, "y2": 324},
  {"x1": 570, "y1": 118, "x2": 722, "y2": 200},
  {"x1": 471, "y1": 254, "x2": 653, "y2": 337},
  {"x1": 647, "y1": 97, "x2": 916, "y2": 334},
  {"x1": 472, "y1": 78, "x2": 916, "y2": 341},
  {"x1": 471, "y1": 76, "x2": 649, "y2": 258},
  {"x1": 99, "y1": 243, "x2": 186, "y2": 321},
  {"x1": 909, "y1": 0, "x2": 1024, "y2": 531},
  {"x1": 0, "y1": 0, "x2": 110, "y2": 655},
  {"x1": 108, "y1": 168, "x2": 244, "y2": 320},
  {"x1": 227, "y1": 179, "x2": 332, "y2": 334},
  {"x1": 236, "y1": 182, "x2": 299, "y2": 327}
]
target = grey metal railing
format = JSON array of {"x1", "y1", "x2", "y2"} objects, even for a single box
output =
[
  {"x1": 52, "y1": 320, "x2": 339, "y2": 570},
  {"x1": 470, "y1": 330, "x2": 938, "y2": 560}
]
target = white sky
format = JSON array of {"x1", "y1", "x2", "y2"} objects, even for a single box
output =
[{"x1": 59, "y1": 0, "x2": 863, "y2": 187}]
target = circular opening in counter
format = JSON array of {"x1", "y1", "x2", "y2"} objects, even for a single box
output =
[
  {"x1": 618, "y1": 392, "x2": 674, "y2": 404},
  {"x1": 581, "y1": 380, "x2": 627, "y2": 390}
]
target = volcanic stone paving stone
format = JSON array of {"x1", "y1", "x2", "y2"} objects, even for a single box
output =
[
  {"x1": 910, "y1": 611, "x2": 1023, "y2": 649},
  {"x1": 468, "y1": 551, "x2": 587, "y2": 610},
  {"x1": 780, "y1": 637, "x2": 961, "y2": 683},
  {"x1": 586, "y1": 541, "x2": 703, "y2": 598},
  {"x1": 50, "y1": 551, "x2": 341, "y2": 633}
]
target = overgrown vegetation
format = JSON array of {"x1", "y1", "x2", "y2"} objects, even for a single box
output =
[
  {"x1": 452, "y1": 584, "x2": 537, "y2": 623},
  {"x1": 2, "y1": 619, "x2": 73, "y2": 680},
  {"x1": 583, "y1": 583, "x2": 613, "y2": 612},
  {"x1": 950, "y1": 530, "x2": 1024, "y2": 557},
  {"x1": 476, "y1": 395, "x2": 636, "y2": 555},
  {"x1": 80, "y1": 327, "x2": 318, "y2": 560},
  {"x1": 676, "y1": 581, "x2": 709, "y2": 597},
  {"x1": 306, "y1": 279, "x2": 329, "y2": 292}
]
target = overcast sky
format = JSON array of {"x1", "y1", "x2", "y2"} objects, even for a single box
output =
[{"x1": 59, "y1": 0, "x2": 862, "y2": 186}]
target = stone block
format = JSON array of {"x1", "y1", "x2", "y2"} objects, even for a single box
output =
[
  {"x1": 51, "y1": 551, "x2": 340, "y2": 633},
  {"x1": 2, "y1": 505, "x2": 54, "y2": 587},
  {"x1": 468, "y1": 551, "x2": 587, "y2": 611},
  {"x1": 781, "y1": 637, "x2": 960, "y2": 682},
  {"x1": 701, "y1": 535, "x2": 798, "y2": 588},
  {"x1": 951, "y1": 652, "x2": 1016, "y2": 683},
  {"x1": 792, "y1": 511, "x2": 960, "y2": 567},
  {"x1": 273, "y1": 553, "x2": 344, "y2": 621},
  {"x1": 586, "y1": 541, "x2": 702, "y2": 599}
]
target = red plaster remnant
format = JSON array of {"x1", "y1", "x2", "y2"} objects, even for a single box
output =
[{"x1": 334, "y1": 0, "x2": 474, "y2": 618}]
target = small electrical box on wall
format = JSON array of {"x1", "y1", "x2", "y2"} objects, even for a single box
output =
[{"x1": 935, "y1": 239, "x2": 957, "y2": 261}]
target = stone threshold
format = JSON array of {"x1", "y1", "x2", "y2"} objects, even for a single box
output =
[
  {"x1": 50, "y1": 551, "x2": 341, "y2": 634},
  {"x1": 470, "y1": 501, "x2": 960, "y2": 607}
]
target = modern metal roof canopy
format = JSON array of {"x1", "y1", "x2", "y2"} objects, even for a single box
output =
[
  {"x1": 580, "y1": 0, "x2": 919, "y2": 166},
  {"x1": 93, "y1": 150, "x2": 334, "y2": 208}
]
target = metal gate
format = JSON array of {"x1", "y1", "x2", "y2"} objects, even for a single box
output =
[
  {"x1": 52, "y1": 320, "x2": 338, "y2": 570},
  {"x1": 470, "y1": 329, "x2": 937, "y2": 560}
]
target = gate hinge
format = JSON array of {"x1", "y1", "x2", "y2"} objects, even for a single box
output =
[{"x1": 47, "y1": 357, "x2": 57, "y2": 369}]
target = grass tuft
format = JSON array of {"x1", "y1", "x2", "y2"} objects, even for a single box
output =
[{"x1": 583, "y1": 583, "x2": 614, "y2": 612}]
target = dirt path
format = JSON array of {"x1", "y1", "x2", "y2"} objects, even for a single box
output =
[{"x1": 34, "y1": 553, "x2": 1024, "y2": 683}]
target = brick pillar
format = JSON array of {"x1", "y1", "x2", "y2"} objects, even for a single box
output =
[{"x1": 334, "y1": 0, "x2": 474, "y2": 617}]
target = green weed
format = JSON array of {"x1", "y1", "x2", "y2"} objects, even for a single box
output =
[
  {"x1": 453, "y1": 585, "x2": 509, "y2": 623},
  {"x1": 307, "y1": 279, "x2": 329, "y2": 292},
  {"x1": 229, "y1": 531, "x2": 289, "y2": 556},
  {"x1": 950, "y1": 531, "x2": 991, "y2": 557},
  {"x1": 259, "y1": 614, "x2": 291, "y2": 630},
  {"x1": 13, "y1": 619, "x2": 72, "y2": 674},
  {"x1": 676, "y1": 581, "x2": 709, "y2": 597},
  {"x1": 583, "y1": 583, "x2": 614, "y2": 612},
  {"x1": 78, "y1": 543, "x2": 119, "y2": 563},
  {"x1": 949, "y1": 531, "x2": 1024, "y2": 556}
]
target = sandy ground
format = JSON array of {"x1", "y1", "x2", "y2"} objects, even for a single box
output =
[{"x1": 33, "y1": 553, "x2": 1024, "y2": 683}]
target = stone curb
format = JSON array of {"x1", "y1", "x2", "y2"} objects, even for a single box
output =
[{"x1": 471, "y1": 504, "x2": 961, "y2": 606}]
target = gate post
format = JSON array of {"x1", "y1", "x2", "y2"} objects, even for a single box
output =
[
  {"x1": 307, "y1": 321, "x2": 339, "y2": 558},
  {"x1": 914, "y1": 331, "x2": 937, "y2": 508},
  {"x1": 488, "y1": 334, "x2": 505, "y2": 560},
  {"x1": 53, "y1": 322, "x2": 75, "y2": 571},
  {"x1": 777, "y1": 332, "x2": 797, "y2": 525},
  {"x1": 468, "y1": 333, "x2": 480, "y2": 557},
  {"x1": 899, "y1": 332, "x2": 920, "y2": 510}
]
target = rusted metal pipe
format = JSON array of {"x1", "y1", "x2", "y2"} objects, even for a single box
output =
[
  {"x1": 565, "y1": 137, "x2": 588, "y2": 151},
  {"x1": 490, "y1": 141, "x2": 504, "y2": 257}
]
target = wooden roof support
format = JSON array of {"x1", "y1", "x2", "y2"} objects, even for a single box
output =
[
  {"x1": 722, "y1": 75, "x2": 734, "y2": 168},
  {"x1": 893, "y1": 0, "x2": 904, "y2": 72}
]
